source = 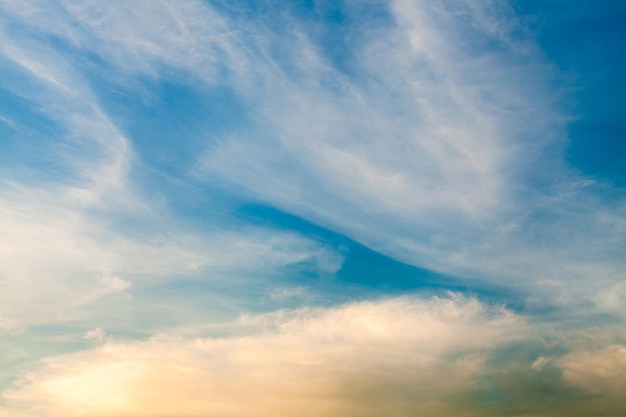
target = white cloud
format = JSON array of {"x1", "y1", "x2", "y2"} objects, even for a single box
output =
[
  {"x1": 267, "y1": 286, "x2": 308, "y2": 301},
  {"x1": 2, "y1": 295, "x2": 524, "y2": 417},
  {"x1": 194, "y1": 0, "x2": 626, "y2": 304},
  {"x1": 594, "y1": 282, "x2": 626, "y2": 317},
  {"x1": 0, "y1": 0, "x2": 343, "y2": 329},
  {"x1": 0, "y1": 185, "x2": 341, "y2": 327},
  {"x1": 531, "y1": 356, "x2": 550, "y2": 370},
  {"x1": 3, "y1": 0, "x2": 624, "y2": 309},
  {"x1": 0, "y1": 2, "x2": 624, "y2": 414},
  {"x1": 560, "y1": 344, "x2": 626, "y2": 394},
  {"x1": 83, "y1": 328, "x2": 105, "y2": 343},
  {"x1": 0, "y1": 0, "x2": 249, "y2": 87}
]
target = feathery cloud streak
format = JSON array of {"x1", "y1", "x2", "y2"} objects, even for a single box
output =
[{"x1": 2, "y1": 1, "x2": 623, "y2": 301}]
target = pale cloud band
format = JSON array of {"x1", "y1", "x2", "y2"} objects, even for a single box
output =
[{"x1": 4, "y1": 295, "x2": 625, "y2": 417}]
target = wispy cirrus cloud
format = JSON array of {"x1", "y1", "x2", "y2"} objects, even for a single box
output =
[
  {"x1": 3, "y1": 1, "x2": 623, "y2": 308},
  {"x1": 0, "y1": 2, "x2": 343, "y2": 383},
  {"x1": 193, "y1": 0, "x2": 625, "y2": 305},
  {"x1": 0, "y1": 0, "x2": 344, "y2": 322},
  {"x1": 0, "y1": 185, "x2": 340, "y2": 327}
]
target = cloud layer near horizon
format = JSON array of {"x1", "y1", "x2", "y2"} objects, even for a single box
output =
[{"x1": 4, "y1": 295, "x2": 625, "y2": 417}]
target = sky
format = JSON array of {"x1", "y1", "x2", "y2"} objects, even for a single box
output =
[{"x1": 0, "y1": 0, "x2": 625, "y2": 416}]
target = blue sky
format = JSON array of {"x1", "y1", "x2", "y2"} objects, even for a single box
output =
[{"x1": 1, "y1": 1, "x2": 625, "y2": 416}]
